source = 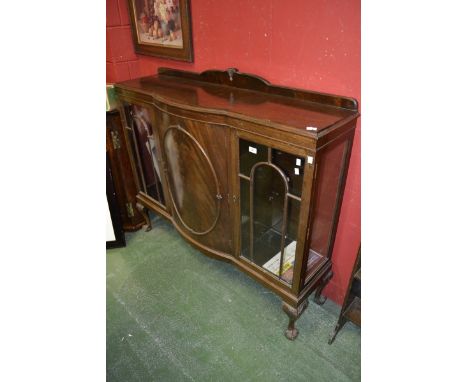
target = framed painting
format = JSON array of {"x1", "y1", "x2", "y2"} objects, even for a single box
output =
[
  {"x1": 106, "y1": 153, "x2": 126, "y2": 249},
  {"x1": 127, "y1": 0, "x2": 193, "y2": 62}
]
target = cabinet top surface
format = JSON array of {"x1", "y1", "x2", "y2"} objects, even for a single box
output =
[{"x1": 115, "y1": 68, "x2": 359, "y2": 135}]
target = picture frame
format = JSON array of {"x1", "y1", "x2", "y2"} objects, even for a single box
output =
[
  {"x1": 127, "y1": 0, "x2": 193, "y2": 62},
  {"x1": 106, "y1": 153, "x2": 126, "y2": 249}
]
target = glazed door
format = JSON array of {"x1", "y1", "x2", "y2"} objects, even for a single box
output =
[
  {"x1": 158, "y1": 112, "x2": 232, "y2": 255},
  {"x1": 122, "y1": 102, "x2": 167, "y2": 209},
  {"x1": 237, "y1": 136, "x2": 308, "y2": 287}
]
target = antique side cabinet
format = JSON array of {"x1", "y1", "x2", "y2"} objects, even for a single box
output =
[{"x1": 114, "y1": 68, "x2": 359, "y2": 340}]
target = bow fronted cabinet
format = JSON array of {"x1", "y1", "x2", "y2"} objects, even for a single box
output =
[{"x1": 114, "y1": 68, "x2": 359, "y2": 340}]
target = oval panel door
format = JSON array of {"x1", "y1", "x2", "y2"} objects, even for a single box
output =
[
  {"x1": 163, "y1": 125, "x2": 221, "y2": 236},
  {"x1": 160, "y1": 113, "x2": 232, "y2": 256}
]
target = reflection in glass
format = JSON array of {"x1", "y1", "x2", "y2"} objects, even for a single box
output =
[
  {"x1": 272, "y1": 149, "x2": 304, "y2": 197},
  {"x1": 239, "y1": 139, "x2": 268, "y2": 176},
  {"x1": 126, "y1": 104, "x2": 165, "y2": 206},
  {"x1": 250, "y1": 164, "x2": 286, "y2": 266}
]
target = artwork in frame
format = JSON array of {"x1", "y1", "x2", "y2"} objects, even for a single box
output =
[
  {"x1": 106, "y1": 153, "x2": 126, "y2": 249},
  {"x1": 127, "y1": 0, "x2": 193, "y2": 62}
]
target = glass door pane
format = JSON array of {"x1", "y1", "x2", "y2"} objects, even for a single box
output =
[
  {"x1": 272, "y1": 149, "x2": 304, "y2": 198},
  {"x1": 239, "y1": 138, "x2": 304, "y2": 285},
  {"x1": 250, "y1": 164, "x2": 285, "y2": 265},
  {"x1": 125, "y1": 103, "x2": 165, "y2": 206}
]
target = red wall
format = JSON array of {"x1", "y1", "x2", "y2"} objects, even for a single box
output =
[{"x1": 107, "y1": 0, "x2": 360, "y2": 305}]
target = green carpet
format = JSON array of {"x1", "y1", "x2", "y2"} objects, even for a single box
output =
[{"x1": 107, "y1": 215, "x2": 360, "y2": 381}]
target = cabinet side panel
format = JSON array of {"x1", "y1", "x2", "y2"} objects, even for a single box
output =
[{"x1": 309, "y1": 139, "x2": 348, "y2": 259}]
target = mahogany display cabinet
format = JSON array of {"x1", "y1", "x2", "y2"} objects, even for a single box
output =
[{"x1": 114, "y1": 67, "x2": 359, "y2": 340}]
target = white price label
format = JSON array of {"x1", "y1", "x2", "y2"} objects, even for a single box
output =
[
  {"x1": 307, "y1": 156, "x2": 314, "y2": 164},
  {"x1": 294, "y1": 168, "x2": 300, "y2": 175},
  {"x1": 296, "y1": 158, "x2": 302, "y2": 166},
  {"x1": 248, "y1": 146, "x2": 257, "y2": 154},
  {"x1": 306, "y1": 126, "x2": 317, "y2": 131}
]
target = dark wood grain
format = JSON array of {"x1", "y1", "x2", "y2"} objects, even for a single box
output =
[
  {"x1": 115, "y1": 70, "x2": 359, "y2": 136},
  {"x1": 158, "y1": 67, "x2": 358, "y2": 110},
  {"x1": 114, "y1": 68, "x2": 359, "y2": 340},
  {"x1": 158, "y1": 112, "x2": 232, "y2": 254}
]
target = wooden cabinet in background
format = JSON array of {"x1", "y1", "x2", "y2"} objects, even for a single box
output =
[
  {"x1": 115, "y1": 68, "x2": 360, "y2": 340},
  {"x1": 106, "y1": 110, "x2": 145, "y2": 232}
]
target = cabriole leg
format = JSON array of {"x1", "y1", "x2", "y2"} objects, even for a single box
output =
[
  {"x1": 136, "y1": 202, "x2": 152, "y2": 232},
  {"x1": 313, "y1": 270, "x2": 333, "y2": 305},
  {"x1": 282, "y1": 300, "x2": 309, "y2": 341}
]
